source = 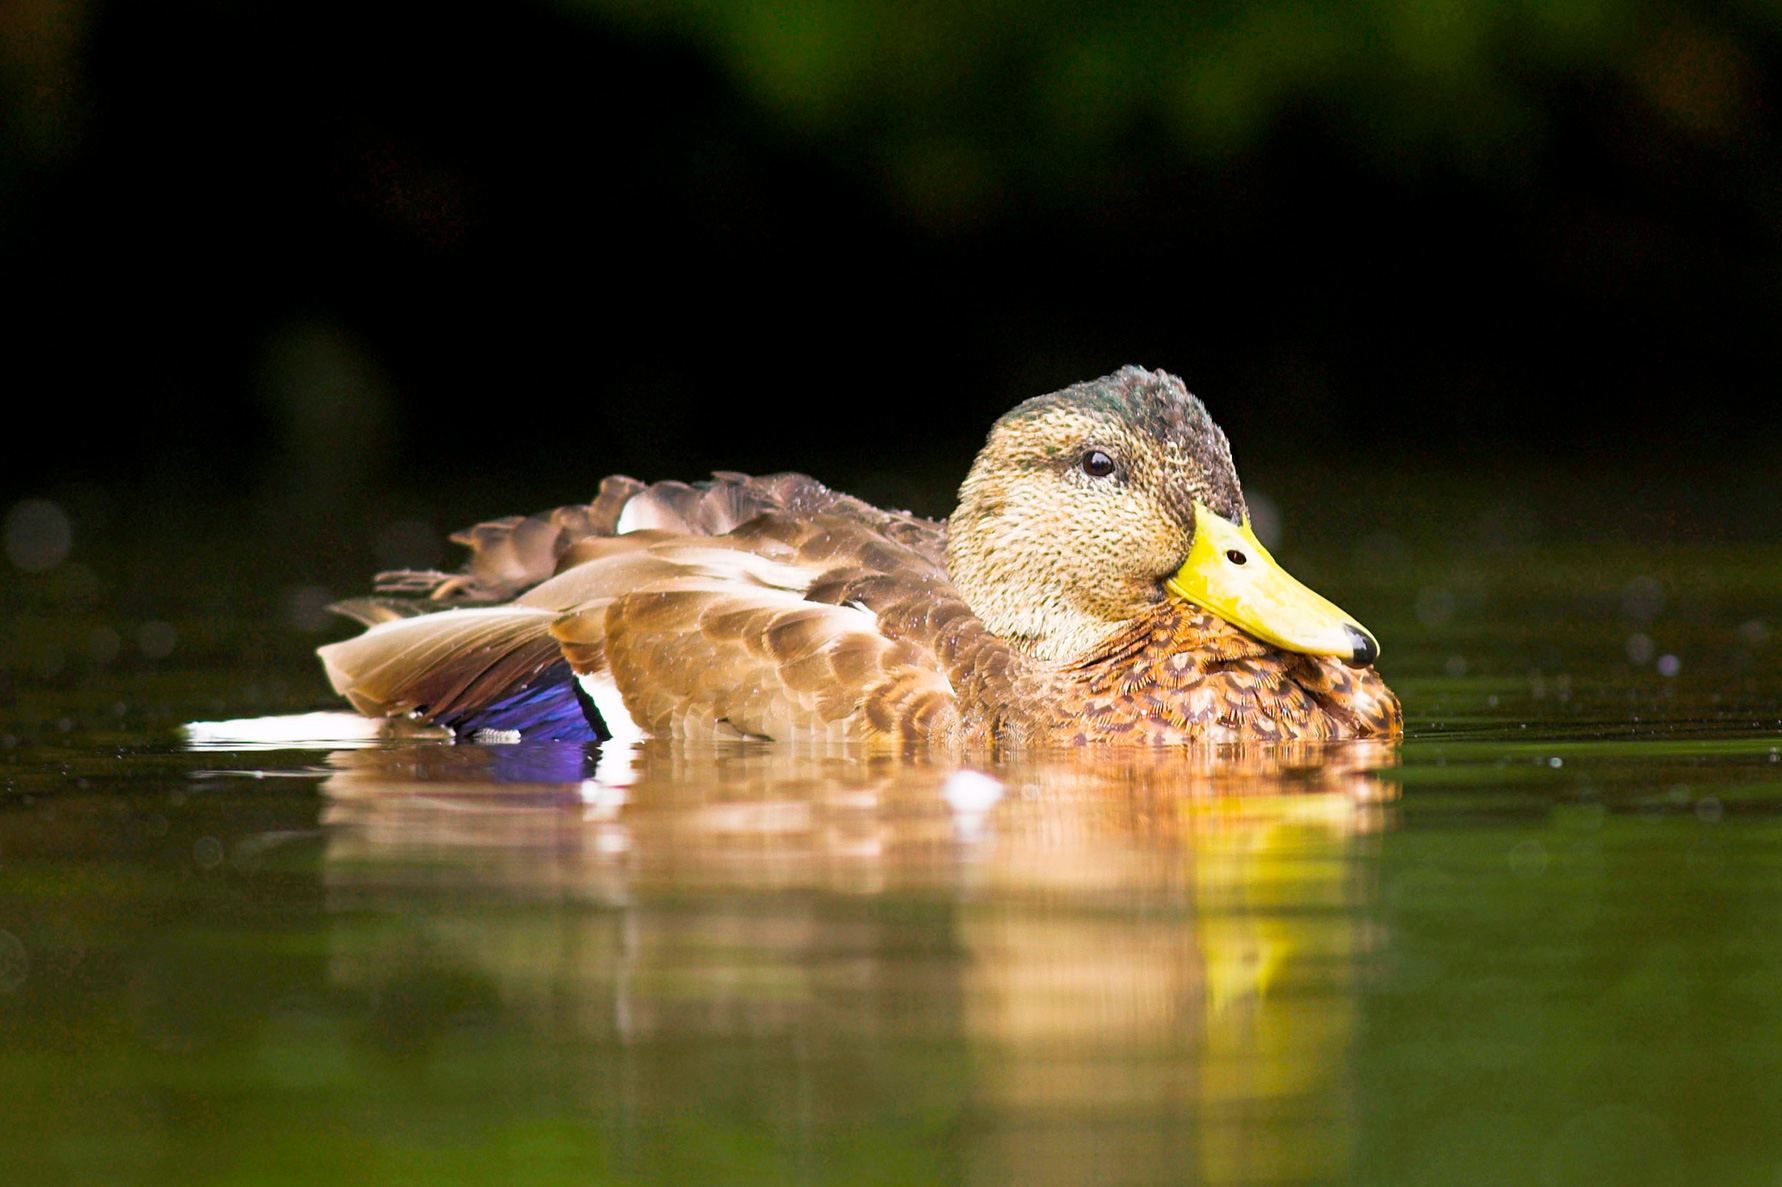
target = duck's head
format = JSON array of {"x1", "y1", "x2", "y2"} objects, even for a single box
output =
[{"x1": 945, "y1": 365, "x2": 1379, "y2": 667}]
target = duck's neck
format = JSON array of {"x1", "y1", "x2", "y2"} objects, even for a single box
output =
[{"x1": 943, "y1": 503, "x2": 1157, "y2": 666}]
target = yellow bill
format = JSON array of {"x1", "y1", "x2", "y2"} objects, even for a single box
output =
[{"x1": 1165, "y1": 502, "x2": 1380, "y2": 667}]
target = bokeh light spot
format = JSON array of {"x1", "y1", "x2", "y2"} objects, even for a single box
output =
[
  {"x1": 1416, "y1": 587, "x2": 1455, "y2": 628},
  {"x1": 193, "y1": 837, "x2": 225, "y2": 869},
  {"x1": 3, "y1": 499, "x2": 72, "y2": 572},
  {"x1": 85, "y1": 627, "x2": 121, "y2": 665},
  {"x1": 139, "y1": 621, "x2": 177, "y2": 660},
  {"x1": 1509, "y1": 839, "x2": 1549, "y2": 876},
  {"x1": 283, "y1": 586, "x2": 337, "y2": 633}
]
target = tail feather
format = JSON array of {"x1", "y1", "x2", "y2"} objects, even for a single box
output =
[{"x1": 318, "y1": 606, "x2": 563, "y2": 725}]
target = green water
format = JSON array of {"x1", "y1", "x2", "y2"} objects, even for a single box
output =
[{"x1": 4, "y1": 526, "x2": 1782, "y2": 1186}]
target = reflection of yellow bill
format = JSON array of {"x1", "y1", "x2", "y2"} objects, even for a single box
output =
[{"x1": 1166, "y1": 502, "x2": 1380, "y2": 667}]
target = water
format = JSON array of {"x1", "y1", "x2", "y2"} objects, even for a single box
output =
[{"x1": 4, "y1": 521, "x2": 1782, "y2": 1185}]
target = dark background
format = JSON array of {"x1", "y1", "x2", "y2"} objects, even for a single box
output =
[{"x1": 4, "y1": 0, "x2": 1781, "y2": 553}]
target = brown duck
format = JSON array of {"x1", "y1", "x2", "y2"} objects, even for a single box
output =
[{"x1": 320, "y1": 367, "x2": 1400, "y2": 752}]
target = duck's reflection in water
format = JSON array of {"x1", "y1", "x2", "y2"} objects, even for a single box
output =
[{"x1": 320, "y1": 742, "x2": 1396, "y2": 1185}]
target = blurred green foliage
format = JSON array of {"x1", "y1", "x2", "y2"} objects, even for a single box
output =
[
  {"x1": 561, "y1": 0, "x2": 1773, "y2": 217},
  {"x1": 0, "y1": 0, "x2": 1774, "y2": 216}
]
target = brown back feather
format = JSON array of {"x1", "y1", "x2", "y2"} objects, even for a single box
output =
[{"x1": 365, "y1": 471, "x2": 946, "y2": 607}]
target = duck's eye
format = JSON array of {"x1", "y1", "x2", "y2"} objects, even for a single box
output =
[
  {"x1": 1225, "y1": 549, "x2": 1248, "y2": 565},
  {"x1": 1080, "y1": 450, "x2": 1116, "y2": 478}
]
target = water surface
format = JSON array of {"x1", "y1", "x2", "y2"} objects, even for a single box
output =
[{"x1": 4, "y1": 531, "x2": 1782, "y2": 1185}]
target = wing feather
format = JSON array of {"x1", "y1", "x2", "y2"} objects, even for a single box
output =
[{"x1": 322, "y1": 480, "x2": 972, "y2": 748}]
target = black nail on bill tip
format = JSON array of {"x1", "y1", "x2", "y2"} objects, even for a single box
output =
[{"x1": 1343, "y1": 624, "x2": 1379, "y2": 668}]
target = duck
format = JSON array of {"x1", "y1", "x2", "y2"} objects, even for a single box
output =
[{"x1": 318, "y1": 366, "x2": 1400, "y2": 752}]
